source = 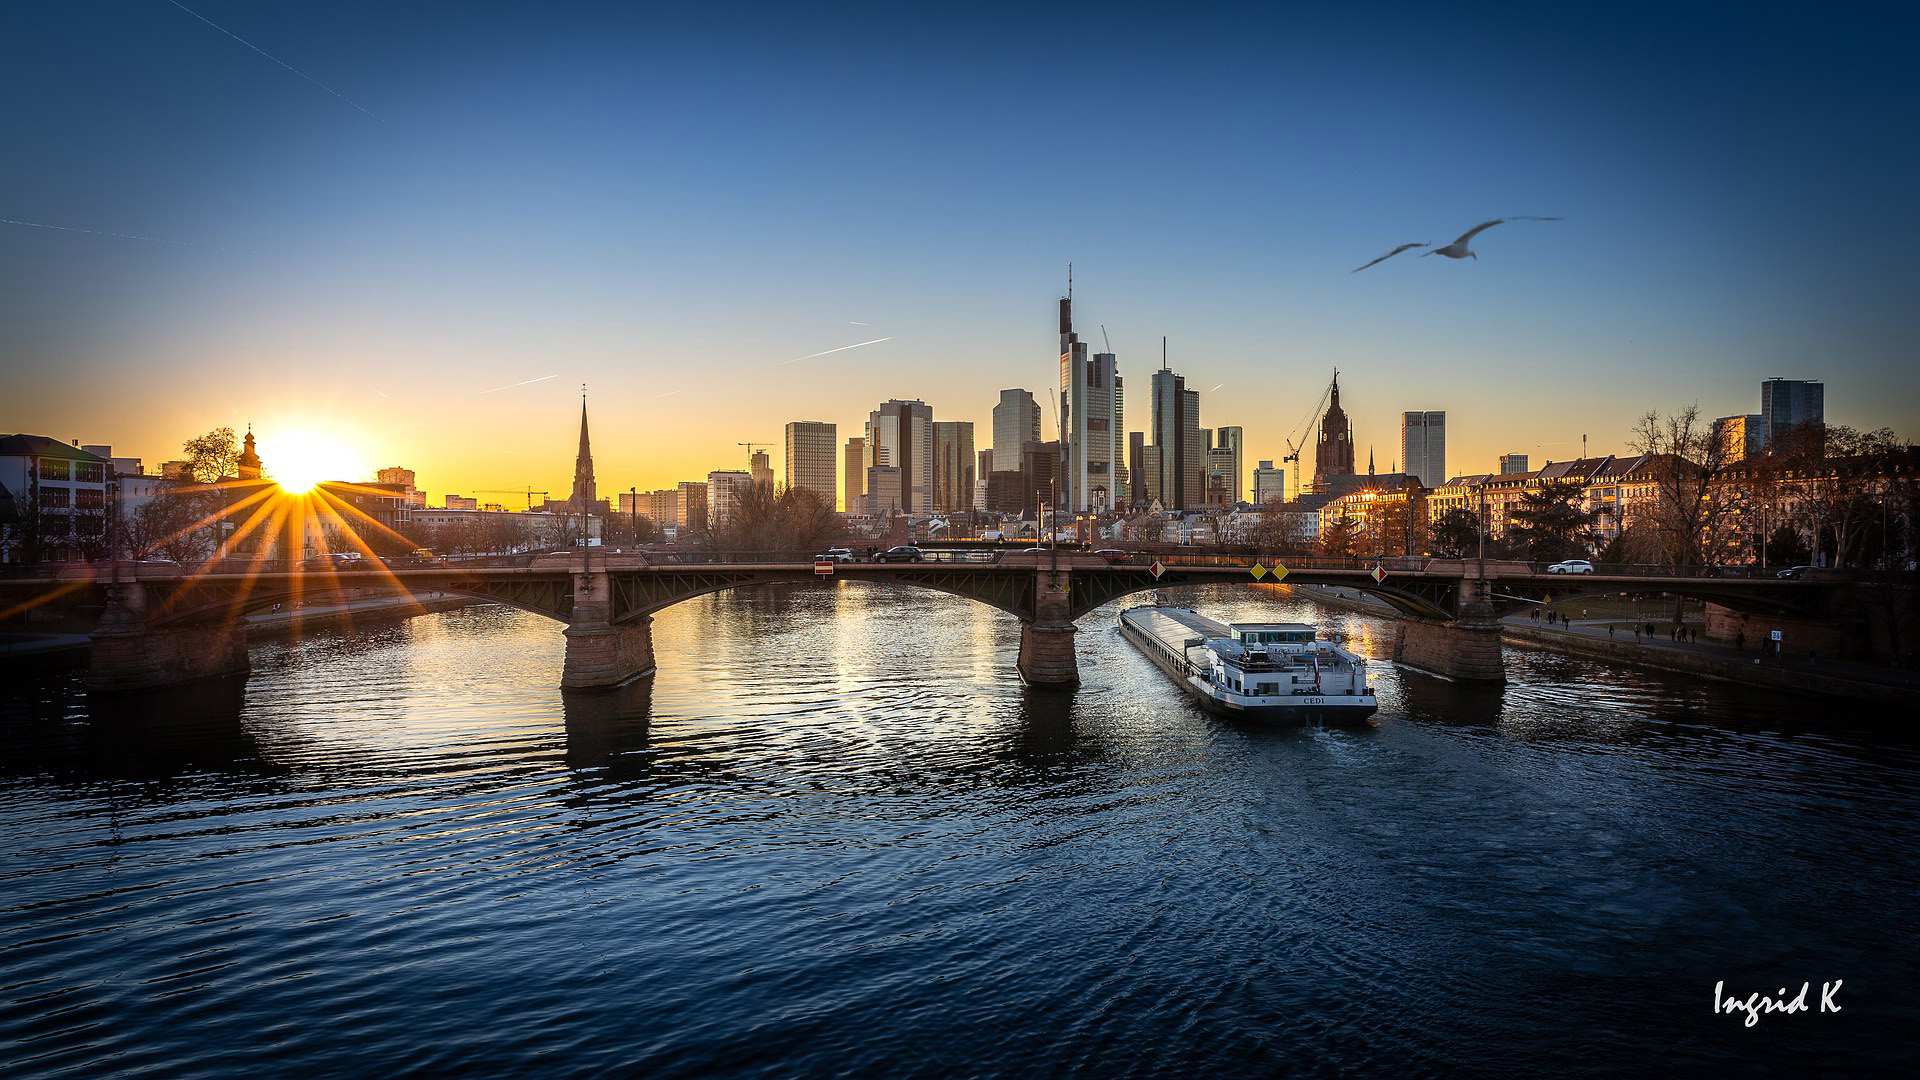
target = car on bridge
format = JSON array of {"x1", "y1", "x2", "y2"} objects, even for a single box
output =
[
  {"x1": 1093, "y1": 549, "x2": 1131, "y2": 565},
  {"x1": 303, "y1": 553, "x2": 364, "y2": 570},
  {"x1": 1546, "y1": 559, "x2": 1595, "y2": 574},
  {"x1": 815, "y1": 548, "x2": 856, "y2": 562},
  {"x1": 1776, "y1": 565, "x2": 1821, "y2": 579},
  {"x1": 872, "y1": 545, "x2": 924, "y2": 563}
]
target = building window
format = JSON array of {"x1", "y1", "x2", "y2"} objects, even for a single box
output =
[
  {"x1": 40, "y1": 488, "x2": 71, "y2": 509},
  {"x1": 75, "y1": 489, "x2": 104, "y2": 509},
  {"x1": 75, "y1": 462, "x2": 105, "y2": 484},
  {"x1": 39, "y1": 459, "x2": 69, "y2": 481},
  {"x1": 75, "y1": 515, "x2": 103, "y2": 536}
]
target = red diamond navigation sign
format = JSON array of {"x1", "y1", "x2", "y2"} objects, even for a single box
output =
[
  {"x1": 1149, "y1": 560, "x2": 1166, "y2": 580},
  {"x1": 1371, "y1": 563, "x2": 1388, "y2": 584}
]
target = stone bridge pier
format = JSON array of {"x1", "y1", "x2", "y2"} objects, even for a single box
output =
[
  {"x1": 1017, "y1": 563, "x2": 1080, "y2": 686},
  {"x1": 88, "y1": 576, "x2": 250, "y2": 694},
  {"x1": 561, "y1": 566, "x2": 656, "y2": 692},
  {"x1": 1388, "y1": 576, "x2": 1506, "y2": 683}
]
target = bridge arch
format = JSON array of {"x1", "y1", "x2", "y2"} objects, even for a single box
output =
[{"x1": 142, "y1": 574, "x2": 576, "y2": 629}]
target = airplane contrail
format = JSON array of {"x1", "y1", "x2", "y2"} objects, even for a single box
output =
[
  {"x1": 775, "y1": 336, "x2": 893, "y2": 366},
  {"x1": 166, "y1": 0, "x2": 386, "y2": 123},
  {"x1": 2, "y1": 217, "x2": 196, "y2": 246},
  {"x1": 649, "y1": 390, "x2": 682, "y2": 400},
  {"x1": 1210, "y1": 383, "x2": 1225, "y2": 392},
  {"x1": 848, "y1": 321, "x2": 871, "y2": 326},
  {"x1": 474, "y1": 373, "x2": 558, "y2": 396}
]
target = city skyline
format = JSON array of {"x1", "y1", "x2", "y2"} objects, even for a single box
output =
[{"x1": 4, "y1": 3, "x2": 1915, "y2": 499}]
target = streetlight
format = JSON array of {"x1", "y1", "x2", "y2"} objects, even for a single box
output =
[
  {"x1": 1475, "y1": 481, "x2": 1488, "y2": 584},
  {"x1": 629, "y1": 485, "x2": 637, "y2": 549}
]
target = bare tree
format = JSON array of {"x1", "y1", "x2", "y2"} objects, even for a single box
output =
[
  {"x1": 1630, "y1": 405, "x2": 1743, "y2": 566},
  {"x1": 1779, "y1": 425, "x2": 1905, "y2": 568},
  {"x1": 182, "y1": 428, "x2": 240, "y2": 485},
  {"x1": 127, "y1": 490, "x2": 218, "y2": 562}
]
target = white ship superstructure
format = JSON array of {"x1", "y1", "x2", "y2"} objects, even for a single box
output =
[{"x1": 1120, "y1": 606, "x2": 1377, "y2": 725}]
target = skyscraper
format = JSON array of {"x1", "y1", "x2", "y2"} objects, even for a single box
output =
[
  {"x1": 1712, "y1": 414, "x2": 1763, "y2": 463},
  {"x1": 1214, "y1": 425, "x2": 1244, "y2": 504},
  {"x1": 932, "y1": 421, "x2": 975, "y2": 512},
  {"x1": 1150, "y1": 356, "x2": 1204, "y2": 510},
  {"x1": 784, "y1": 421, "x2": 837, "y2": 504},
  {"x1": 706, "y1": 470, "x2": 751, "y2": 530},
  {"x1": 1253, "y1": 460, "x2": 1286, "y2": 505},
  {"x1": 1312, "y1": 374, "x2": 1356, "y2": 492},
  {"x1": 749, "y1": 450, "x2": 774, "y2": 490},
  {"x1": 1400, "y1": 411, "x2": 1446, "y2": 488},
  {"x1": 1058, "y1": 281, "x2": 1120, "y2": 513},
  {"x1": 1498, "y1": 453, "x2": 1529, "y2": 476},
  {"x1": 844, "y1": 437, "x2": 865, "y2": 513},
  {"x1": 1127, "y1": 431, "x2": 1148, "y2": 506},
  {"x1": 1760, "y1": 378, "x2": 1824, "y2": 446},
  {"x1": 865, "y1": 399, "x2": 933, "y2": 513},
  {"x1": 992, "y1": 389, "x2": 1041, "y2": 473}
]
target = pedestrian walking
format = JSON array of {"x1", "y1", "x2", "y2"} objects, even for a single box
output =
[
  {"x1": 1633, "y1": 626, "x2": 1641, "y2": 640},
  {"x1": 1736, "y1": 629, "x2": 1746, "y2": 651},
  {"x1": 1608, "y1": 625, "x2": 1615, "y2": 638}
]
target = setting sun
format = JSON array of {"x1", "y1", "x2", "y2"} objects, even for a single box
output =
[{"x1": 270, "y1": 431, "x2": 367, "y2": 494}]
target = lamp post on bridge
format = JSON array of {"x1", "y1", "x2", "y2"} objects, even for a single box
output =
[{"x1": 1476, "y1": 482, "x2": 1488, "y2": 586}]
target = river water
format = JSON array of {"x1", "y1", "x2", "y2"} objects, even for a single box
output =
[{"x1": 3, "y1": 584, "x2": 1916, "y2": 1076}]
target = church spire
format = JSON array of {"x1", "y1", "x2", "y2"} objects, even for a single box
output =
[
  {"x1": 571, "y1": 392, "x2": 596, "y2": 513},
  {"x1": 238, "y1": 423, "x2": 262, "y2": 481}
]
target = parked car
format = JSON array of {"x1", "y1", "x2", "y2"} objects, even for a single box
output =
[
  {"x1": 1776, "y1": 565, "x2": 1820, "y2": 579},
  {"x1": 872, "y1": 545, "x2": 924, "y2": 563},
  {"x1": 815, "y1": 548, "x2": 856, "y2": 563},
  {"x1": 1093, "y1": 548, "x2": 1130, "y2": 565},
  {"x1": 1546, "y1": 559, "x2": 1595, "y2": 574}
]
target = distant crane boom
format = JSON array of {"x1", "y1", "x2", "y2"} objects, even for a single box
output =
[
  {"x1": 474, "y1": 488, "x2": 551, "y2": 510},
  {"x1": 1278, "y1": 369, "x2": 1338, "y2": 499}
]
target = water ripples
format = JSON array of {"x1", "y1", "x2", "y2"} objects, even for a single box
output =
[{"x1": 3, "y1": 584, "x2": 1918, "y2": 1076}]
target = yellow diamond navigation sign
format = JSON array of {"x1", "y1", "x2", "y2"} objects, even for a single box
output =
[
  {"x1": 1270, "y1": 562, "x2": 1289, "y2": 583},
  {"x1": 1249, "y1": 562, "x2": 1268, "y2": 580}
]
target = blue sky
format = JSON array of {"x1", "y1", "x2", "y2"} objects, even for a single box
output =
[{"x1": 3, "y1": 1, "x2": 1915, "y2": 495}]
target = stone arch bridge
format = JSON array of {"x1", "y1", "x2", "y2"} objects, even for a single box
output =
[{"x1": 5, "y1": 554, "x2": 1835, "y2": 693}]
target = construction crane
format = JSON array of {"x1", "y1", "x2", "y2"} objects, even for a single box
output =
[
  {"x1": 1279, "y1": 370, "x2": 1338, "y2": 500},
  {"x1": 474, "y1": 489, "x2": 550, "y2": 510},
  {"x1": 737, "y1": 441, "x2": 775, "y2": 466}
]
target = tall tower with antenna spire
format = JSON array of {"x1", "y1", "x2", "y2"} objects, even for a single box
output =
[{"x1": 1057, "y1": 265, "x2": 1119, "y2": 514}]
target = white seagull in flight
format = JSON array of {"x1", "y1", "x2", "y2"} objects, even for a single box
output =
[
  {"x1": 1421, "y1": 216, "x2": 1563, "y2": 261},
  {"x1": 1351, "y1": 242, "x2": 1430, "y2": 273}
]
